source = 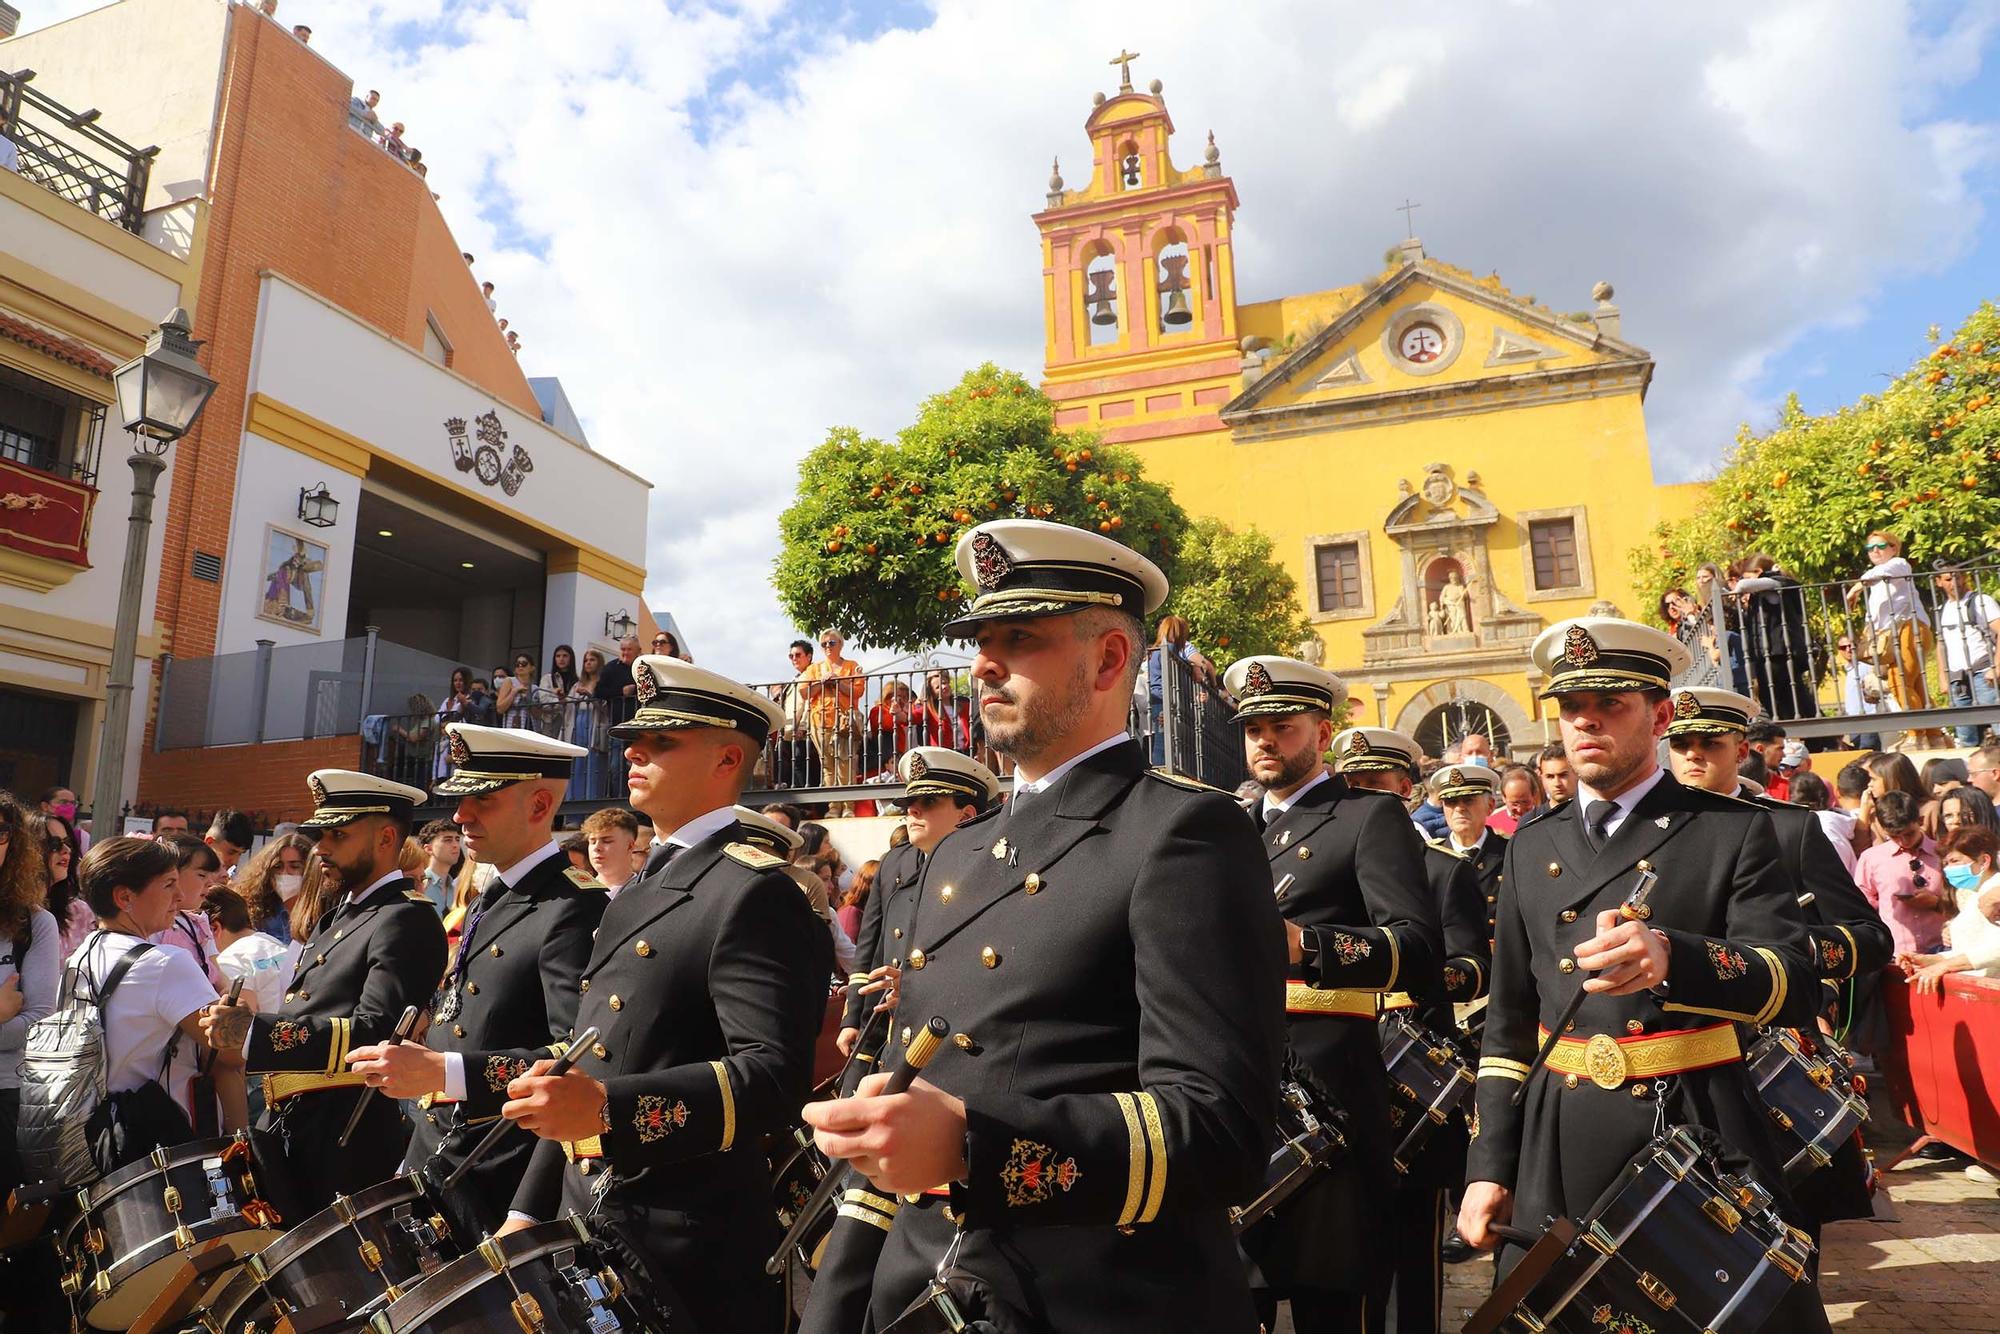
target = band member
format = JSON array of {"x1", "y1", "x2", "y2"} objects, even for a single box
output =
[
  {"x1": 837, "y1": 746, "x2": 1003, "y2": 1058},
  {"x1": 1220, "y1": 656, "x2": 1441, "y2": 1334},
  {"x1": 198, "y1": 771, "x2": 447, "y2": 1215},
  {"x1": 344, "y1": 725, "x2": 605, "y2": 1234},
  {"x1": 1434, "y1": 757, "x2": 1507, "y2": 942},
  {"x1": 804, "y1": 746, "x2": 1002, "y2": 1334},
  {"x1": 1333, "y1": 729, "x2": 1490, "y2": 1333},
  {"x1": 803, "y1": 519, "x2": 1286, "y2": 1333},
  {"x1": 1662, "y1": 685, "x2": 1893, "y2": 1238},
  {"x1": 499, "y1": 655, "x2": 832, "y2": 1332},
  {"x1": 1459, "y1": 618, "x2": 1829, "y2": 1330}
]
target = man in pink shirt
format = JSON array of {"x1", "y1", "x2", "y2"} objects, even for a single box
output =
[{"x1": 1853, "y1": 789, "x2": 1945, "y2": 955}]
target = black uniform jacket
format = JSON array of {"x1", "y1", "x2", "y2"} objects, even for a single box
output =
[
  {"x1": 246, "y1": 876, "x2": 448, "y2": 1213},
  {"x1": 404, "y1": 846, "x2": 606, "y2": 1232},
  {"x1": 1467, "y1": 774, "x2": 1822, "y2": 1269},
  {"x1": 1243, "y1": 772, "x2": 1442, "y2": 1294},
  {"x1": 510, "y1": 821, "x2": 831, "y2": 1313},
  {"x1": 1742, "y1": 791, "x2": 1893, "y2": 984},
  {"x1": 841, "y1": 838, "x2": 923, "y2": 1031},
  {"x1": 1460, "y1": 827, "x2": 1508, "y2": 944},
  {"x1": 835, "y1": 740, "x2": 1286, "y2": 1334}
]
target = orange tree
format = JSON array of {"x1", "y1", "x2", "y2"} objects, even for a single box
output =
[
  {"x1": 774, "y1": 364, "x2": 1307, "y2": 659},
  {"x1": 1633, "y1": 299, "x2": 2000, "y2": 610}
]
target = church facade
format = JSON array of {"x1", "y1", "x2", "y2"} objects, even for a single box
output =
[{"x1": 1034, "y1": 68, "x2": 1703, "y2": 758}]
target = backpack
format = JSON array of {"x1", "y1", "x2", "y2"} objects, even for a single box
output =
[{"x1": 16, "y1": 931, "x2": 154, "y2": 1189}]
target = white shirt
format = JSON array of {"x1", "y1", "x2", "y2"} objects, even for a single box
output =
[
  {"x1": 1449, "y1": 828, "x2": 1491, "y2": 857},
  {"x1": 1013, "y1": 732, "x2": 1130, "y2": 800},
  {"x1": 663, "y1": 805, "x2": 743, "y2": 851},
  {"x1": 216, "y1": 932, "x2": 293, "y2": 1018},
  {"x1": 1936, "y1": 592, "x2": 2000, "y2": 674},
  {"x1": 1946, "y1": 874, "x2": 2000, "y2": 974},
  {"x1": 1860, "y1": 556, "x2": 1929, "y2": 631},
  {"x1": 68, "y1": 929, "x2": 218, "y2": 1119},
  {"x1": 1261, "y1": 768, "x2": 1332, "y2": 822},
  {"x1": 1813, "y1": 808, "x2": 1859, "y2": 875},
  {"x1": 1575, "y1": 766, "x2": 1667, "y2": 843},
  {"x1": 442, "y1": 842, "x2": 565, "y2": 1100}
]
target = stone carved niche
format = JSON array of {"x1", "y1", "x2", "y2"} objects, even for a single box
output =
[{"x1": 1362, "y1": 463, "x2": 1542, "y2": 665}]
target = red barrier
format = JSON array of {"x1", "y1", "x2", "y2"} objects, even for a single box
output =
[{"x1": 1880, "y1": 970, "x2": 2000, "y2": 1167}]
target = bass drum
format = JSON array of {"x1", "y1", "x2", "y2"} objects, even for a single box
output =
[
  {"x1": 242, "y1": 1172, "x2": 463, "y2": 1329},
  {"x1": 363, "y1": 1216, "x2": 676, "y2": 1333},
  {"x1": 61, "y1": 1132, "x2": 287, "y2": 1330}
]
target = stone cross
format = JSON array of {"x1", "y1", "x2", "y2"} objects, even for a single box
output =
[
  {"x1": 1110, "y1": 49, "x2": 1141, "y2": 90},
  {"x1": 1398, "y1": 198, "x2": 1421, "y2": 238}
]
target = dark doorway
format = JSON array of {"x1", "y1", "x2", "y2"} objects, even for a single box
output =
[
  {"x1": 1412, "y1": 694, "x2": 1511, "y2": 762},
  {"x1": 0, "y1": 685, "x2": 79, "y2": 796}
]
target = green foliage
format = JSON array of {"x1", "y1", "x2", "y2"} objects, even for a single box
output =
[
  {"x1": 773, "y1": 365, "x2": 1189, "y2": 652},
  {"x1": 1162, "y1": 516, "x2": 1313, "y2": 669},
  {"x1": 1632, "y1": 300, "x2": 2000, "y2": 617}
]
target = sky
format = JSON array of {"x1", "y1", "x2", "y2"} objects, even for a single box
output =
[{"x1": 24, "y1": 0, "x2": 2000, "y2": 680}]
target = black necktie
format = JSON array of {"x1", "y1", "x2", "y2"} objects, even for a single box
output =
[
  {"x1": 1584, "y1": 799, "x2": 1619, "y2": 851},
  {"x1": 643, "y1": 841, "x2": 680, "y2": 878},
  {"x1": 1254, "y1": 802, "x2": 1273, "y2": 832}
]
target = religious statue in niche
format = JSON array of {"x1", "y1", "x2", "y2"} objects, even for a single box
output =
[{"x1": 1439, "y1": 570, "x2": 1473, "y2": 635}]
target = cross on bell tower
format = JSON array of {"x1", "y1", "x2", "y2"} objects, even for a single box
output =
[{"x1": 1109, "y1": 48, "x2": 1140, "y2": 91}]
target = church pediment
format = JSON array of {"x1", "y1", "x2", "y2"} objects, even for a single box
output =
[{"x1": 1220, "y1": 259, "x2": 1651, "y2": 432}]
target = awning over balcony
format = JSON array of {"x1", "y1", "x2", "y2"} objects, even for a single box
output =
[{"x1": 0, "y1": 454, "x2": 95, "y2": 570}]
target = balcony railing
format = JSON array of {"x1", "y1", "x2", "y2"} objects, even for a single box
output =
[
  {"x1": 1676, "y1": 560, "x2": 2000, "y2": 744},
  {"x1": 1, "y1": 68, "x2": 157, "y2": 233}
]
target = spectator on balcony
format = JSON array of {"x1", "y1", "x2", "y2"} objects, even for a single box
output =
[
  {"x1": 650, "y1": 630, "x2": 684, "y2": 659},
  {"x1": 480, "y1": 281, "x2": 496, "y2": 312},
  {"x1": 1900, "y1": 825, "x2": 2000, "y2": 990},
  {"x1": 1968, "y1": 742, "x2": 2000, "y2": 801},
  {"x1": 382, "y1": 122, "x2": 409, "y2": 161},
  {"x1": 802, "y1": 631, "x2": 864, "y2": 816},
  {"x1": 769, "y1": 640, "x2": 821, "y2": 790},
  {"x1": 582, "y1": 807, "x2": 641, "y2": 899},
  {"x1": 1144, "y1": 615, "x2": 1213, "y2": 766},
  {"x1": 462, "y1": 676, "x2": 499, "y2": 726},
  {"x1": 293, "y1": 24, "x2": 311, "y2": 43},
  {"x1": 1932, "y1": 562, "x2": 2000, "y2": 746},
  {"x1": 1661, "y1": 586, "x2": 1738, "y2": 690},
  {"x1": 1940, "y1": 784, "x2": 1998, "y2": 837},
  {"x1": 204, "y1": 810, "x2": 254, "y2": 881},
  {"x1": 415, "y1": 820, "x2": 462, "y2": 917},
  {"x1": 507, "y1": 331, "x2": 521, "y2": 356},
  {"x1": 863, "y1": 680, "x2": 916, "y2": 778},
  {"x1": 439, "y1": 666, "x2": 477, "y2": 721},
  {"x1": 154, "y1": 811, "x2": 191, "y2": 837},
  {"x1": 1857, "y1": 789, "x2": 1946, "y2": 956},
  {"x1": 1846, "y1": 529, "x2": 1944, "y2": 738},
  {"x1": 919, "y1": 668, "x2": 974, "y2": 752},
  {"x1": 566, "y1": 648, "x2": 607, "y2": 797},
  {"x1": 594, "y1": 635, "x2": 641, "y2": 728},
  {"x1": 1734, "y1": 554, "x2": 1816, "y2": 720},
  {"x1": 259, "y1": 0, "x2": 277, "y2": 16},
  {"x1": 387, "y1": 694, "x2": 437, "y2": 788},
  {"x1": 0, "y1": 129, "x2": 16, "y2": 175},
  {"x1": 349, "y1": 89, "x2": 383, "y2": 137},
  {"x1": 1831, "y1": 634, "x2": 1886, "y2": 751}
]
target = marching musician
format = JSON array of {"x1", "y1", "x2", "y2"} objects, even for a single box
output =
[
  {"x1": 1458, "y1": 618, "x2": 1830, "y2": 1330},
  {"x1": 1335, "y1": 729, "x2": 1492, "y2": 1334},
  {"x1": 1435, "y1": 753, "x2": 1507, "y2": 942},
  {"x1": 343, "y1": 724, "x2": 606, "y2": 1235},
  {"x1": 803, "y1": 745, "x2": 1001, "y2": 1334},
  {"x1": 1219, "y1": 658, "x2": 1442, "y2": 1334},
  {"x1": 497, "y1": 655, "x2": 832, "y2": 1332},
  {"x1": 1662, "y1": 685, "x2": 1893, "y2": 1241},
  {"x1": 802, "y1": 519, "x2": 1286, "y2": 1333},
  {"x1": 198, "y1": 771, "x2": 447, "y2": 1215}
]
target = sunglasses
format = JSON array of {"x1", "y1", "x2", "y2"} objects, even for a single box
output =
[
  {"x1": 652, "y1": 639, "x2": 670, "y2": 647},
  {"x1": 1836, "y1": 642, "x2": 1852, "y2": 650},
  {"x1": 1866, "y1": 542, "x2": 1893, "y2": 551},
  {"x1": 1908, "y1": 856, "x2": 1928, "y2": 890}
]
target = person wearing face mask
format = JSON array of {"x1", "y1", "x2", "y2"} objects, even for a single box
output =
[
  {"x1": 39, "y1": 786, "x2": 86, "y2": 853},
  {"x1": 1900, "y1": 825, "x2": 2000, "y2": 989},
  {"x1": 236, "y1": 832, "x2": 316, "y2": 942}
]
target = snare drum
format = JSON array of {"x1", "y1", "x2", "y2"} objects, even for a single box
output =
[
  {"x1": 243, "y1": 1172, "x2": 463, "y2": 1328},
  {"x1": 769, "y1": 1122, "x2": 837, "y2": 1275},
  {"x1": 364, "y1": 1215, "x2": 675, "y2": 1333},
  {"x1": 60, "y1": 1132, "x2": 287, "y2": 1330},
  {"x1": 1747, "y1": 1027, "x2": 1871, "y2": 1183},
  {"x1": 1467, "y1": 1125, "x2": 1813, "y2": 1334},
  {"x1": 1377, "y1": 1009, "x2": 1474, "y2": 1173},
  {"x1": 1230, "y1": 1078, "x2": 1348, "y2": 1234}
]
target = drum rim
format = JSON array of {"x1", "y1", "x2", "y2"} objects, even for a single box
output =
[
  {"x1": 373, "y1": 1216, "x2": 594, "y2": 1329},
  {"x1": 256, "y1": 1172, "x2": 437, "y2": 1272},
  {"x1": 79, "y1": 1132, "x2": 254, "y2": 1210},
  {"x1": 82, "y1": 1220, "x2": 282, "y2": 1326}
]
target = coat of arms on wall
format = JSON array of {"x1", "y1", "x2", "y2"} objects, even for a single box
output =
[{"x1": 446, "y1": 412, "x2": 533, "y2": 497}]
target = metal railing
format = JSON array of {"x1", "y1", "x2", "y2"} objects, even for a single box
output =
[
  {"x1": 0, "y1": 69, "x2": 157, "y2": 233},
  {"x1": 364, "y1": 697, "x2": 633, "y2": 803},
  {"x1": 1671, "y1": 559, "x2": 2000, "y2": 744}
]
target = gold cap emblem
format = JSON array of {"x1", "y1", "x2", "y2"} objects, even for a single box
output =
[
  {"x1": 1242, "y1": 662, "x2": 1274, "y2": 697},
  {"x1": 971, "y1": 531, "x2": 1014, "y2": 591},
  {"x1": 906, "y1": 753, "x2": 929, "y2": 781},
  {"x1": 1347, "y1": 731, "x2": 1371, "y2": 755},
  {"x1": 1673, "y1": 691, "x2": 1701, "y2": 720},
  {"x1": 1443, "y1": 767, "x2": 1463, "y2": 787},
  {"x1": 634, "y1": 662, "x2": 658, "y2": 703},
  {"x1": 1562, "y1": 624, "x2": 1600, "y2": 667},
  {"x1": 307, "y1": 775, "x2": 328, "y2": 806},
  {"x1": 447, "y1": 730, "x2": 470, "y2": 766}
]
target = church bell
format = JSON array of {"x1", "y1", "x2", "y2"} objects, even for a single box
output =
[
  {"x1": 1087, "y1": 270, "x2": 1119, "y2": 327},
  {"x1": 1161, "y1": 287, "x2": 1192, "y2": 326}
]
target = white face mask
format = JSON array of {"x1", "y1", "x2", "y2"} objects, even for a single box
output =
[{"x1": 275, "y1": 873, "x2": 304, "y2": 901}]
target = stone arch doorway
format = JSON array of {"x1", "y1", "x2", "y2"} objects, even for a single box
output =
[{"x1": 1394, "y1": 678, "x2": 1541, "y2": 762}]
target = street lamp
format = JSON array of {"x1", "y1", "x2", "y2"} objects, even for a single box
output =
[
  {"x1": 604, "y1": 609, "x2": 637, "y2": 641},
  {"x1": 91, "y1": 309, "x2": 217, "y2": 836}
]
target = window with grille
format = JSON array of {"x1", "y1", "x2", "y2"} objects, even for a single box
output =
[
  {"x1": 1529, "y1": 517, "x2": 1581, "y2": 590},
  {"x1": 1314, "y1": 542, "x2": 1363, "y2": 613}
]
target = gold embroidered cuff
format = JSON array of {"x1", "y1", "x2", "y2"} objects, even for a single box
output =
[{"x1": 711, "y1": 1060, "x2": 736, "y2": 1152}]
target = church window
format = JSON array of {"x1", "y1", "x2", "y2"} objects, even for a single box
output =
[
  {"x1": 1528, "y1": 517, "x2": 1581, "y2": 591},
  {"x1": 1314, "y1": 542, "x2": 1363, "y2": 613},
  {"x1": 1085, "y1": 249, "x2": 1120, "y2": 347}
]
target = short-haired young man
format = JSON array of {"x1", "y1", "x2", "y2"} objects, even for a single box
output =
[
  {"x1": 415, "y1": 818, "x2": 461, "y2": 915},
  {"x1": 198, "y1": 772, "x2": 446, "y2": 1215},
  {"x1": 153, "y1": 809, "x2": 191, "y2": 837},
  {"x1": 1855, "y1": 789, "x2": 1944, "y2": 957},
  {"x1": 1968, "y1": 741, "x2": 2000, "y2": 800},
  {"x1": 581, "y1": 805, "x2": 642, "y2": 896},
  {"x1": 1535, "y1": 742, "x2": 1576, "y2": 813},
  {"x1": 206, "y1": 809, "x2": 255, "y2": 876},
  {"x1": 1744, "y1": 720, "x2": 1787, "y2": 795}
]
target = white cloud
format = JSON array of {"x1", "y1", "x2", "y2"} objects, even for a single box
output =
[{"x1": 22, "y1": 0, "x2": 1998, "y2": 679}]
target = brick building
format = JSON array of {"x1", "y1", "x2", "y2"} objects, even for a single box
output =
[{"x1": 1, "y1": 0, "x2": 656, "y2": 825}]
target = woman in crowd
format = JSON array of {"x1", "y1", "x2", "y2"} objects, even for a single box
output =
[
  {"x1": 68, "y1": 837, "x2": 241, "y2": 1157},
  {"x1": 569, "y1": 647, "x2": 606, "y2": 797},
  {"x1": 1863, "y1": 751, "x2": 1931, "y2": 830},
  {"x1": 497, "y1": 652, "x2": 551, "y2": 730},
  {"x1": 1901, "y1": 825, "x2": 2000, "y2": 990},
  {"x1": 389, "y1": 692, "x2": 437, "y2": 788},
  {"x1": 443, "y1": 858, "x2": 494, "y2": 958},
  {"x1": 652, "y1": 630, "x2": 686, "y2": 661},
  {"x1": 1787, "y1": 772, "x2": 1859, "y2": 875},
  {"x1": 1923, "y1": 757, "x2": 1969, "y2": 797},
  {"x1": 864, "y1": 681, "x2": 916, "y2": 777},
  {"x1": 839, "y1": 859, "x2": 878, "y2": 943},
  {"x1": 1941, "y1": 784, "x2": 2000, "y2": 836},
  {"x1": 154, "y1": 834, "x2": 227, "y2": 989},
  {"x1": 236, "y1": 832, "x2": 317, "y2": 942},
  {"x1": 541, "y1": 644, "x2": 579, "y2": 731},
  {"x1": 40, "y1": 807, "x2": 92, "y2": 956},
  {"x1": 919, "y1": 668, "x2": 974, "y2": 751},
  {"x1": 0, "y1": 795, "x2": 60, "y2": 1197}
]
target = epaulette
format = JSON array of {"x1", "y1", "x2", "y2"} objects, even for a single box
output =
[
  {"x1": 404, "y1": 891, "x2": 433, "y2": 903},
  {"x1": 724, "y1": 842, "x2": 787, "y2": 870},
  {"x1": 1426, "y1": 838, "x2": 1468, "y2": 860},
  {"x1": 563, "y1": 866, "x2": 606, "y2": 890},
  {"x1": 1145, "y1": 766, "x2": 1227, "y2": 794}
]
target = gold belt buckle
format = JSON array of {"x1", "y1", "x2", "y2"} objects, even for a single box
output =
[{"x1": 1583, "y1": 1034, "x2": 1629, "y2": 1090}]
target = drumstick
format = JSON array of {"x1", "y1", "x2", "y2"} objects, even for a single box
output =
[
  {"x1": 339, "y1": 1005, "x2": 422, "y2": 1147},
  {"x1": 1511, "y1": 863, "x2": 1658, "y2": 1107},
  {"x1": 837, "y1": 978, "x2": 895, "y2": 1098},
  {"x1": 441, "y1": 1026, "x2": 600, "y2": 1191},
  {"x1": 764, "y1": 1016, "x2": 952, "y2": 1276}
]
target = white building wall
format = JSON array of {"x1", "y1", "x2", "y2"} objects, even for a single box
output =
[
  {"x1": 543, "y1": 570, "x2": 642, "y2": 669},
  {"x1": 214, "y1": 433, "x2": 361, "y2": 654}
]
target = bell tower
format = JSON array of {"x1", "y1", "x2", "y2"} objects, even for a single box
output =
[{"x1": 1035, "y1": 55, "x2": 1241, "y2": 395}]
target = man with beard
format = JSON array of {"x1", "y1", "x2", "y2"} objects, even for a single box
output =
[
  {"x1": 1218, "y1": 658, "x2": 1441, "y2": 1334},
  {"x1": 802, "y1": 519, "x2": 1285, "y2": 1333},
  {"x1": 198, "y1": 771, "x2": 446, "y2": 1214},
  {"x1": 1332, "y1": 727, "x2": 1491, "y2": 1326},
  {"x1": 1663, "y1": 685, "x2": 1893, "y2": 1247},
  {"x1": 1458, "y1": 618, "x2": 1830, "y2": 1331},
  {"x1": 497, "y1": 656, "x2": 831, "y2": 1332},
  {"x1": 343, "y1": 724, "x2": 605, "y2": 1235},
  {"x1": 803, "y1": 746, "x2": 1002, "y2": 1334}
]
